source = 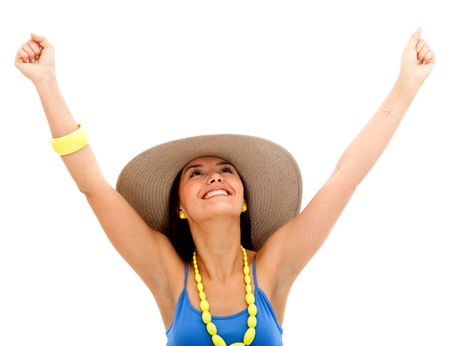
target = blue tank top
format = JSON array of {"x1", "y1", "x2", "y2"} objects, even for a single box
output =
[{"x1": 166, "y1": 255, "x2": 283, "y2": 345}]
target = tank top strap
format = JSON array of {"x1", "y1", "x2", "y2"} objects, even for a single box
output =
[
  {"x1": 184, "y1": 261, "x2": 188, "y2": 288},
  {"x1": 252, "y1": 255, "x2": 259, "y2": 289}
]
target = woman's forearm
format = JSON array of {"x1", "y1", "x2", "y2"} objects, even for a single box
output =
[
  {"x1": 333, "y1": 78, "x2": 421, "y2": 187},
  {"x1": 35, "y1": 74, "x2": 79, "y2": 137},
  {"x1": 35, "y1": 74, "x2": 107, "y2": 194}
]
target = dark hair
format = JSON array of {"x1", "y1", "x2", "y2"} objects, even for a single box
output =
[{"x1": 167, "y1": 168, "x2": 254, "y2": 262}]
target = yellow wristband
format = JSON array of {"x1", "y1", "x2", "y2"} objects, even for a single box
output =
[{"x1": 51, "y1": 124, "x2": 88, "y2": 156}]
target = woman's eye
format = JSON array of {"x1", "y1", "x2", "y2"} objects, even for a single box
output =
[
  {"x1": 222, "y1": 166, "x2": 233, "y2": 173},
  {"x1": 190, "y1": 169, "x2": 202, "y2": 178}
]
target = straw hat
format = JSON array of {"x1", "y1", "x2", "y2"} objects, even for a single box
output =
[{"x1": 116, "y1": 134, "x2": 302, "y2": 251}]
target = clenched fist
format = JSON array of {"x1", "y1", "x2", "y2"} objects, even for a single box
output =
[
  {"x1": 399, "y1": 28, "x2": 436, "y2": 89},
  {"x1": 15, "y1": 33, "x2": 55, "y2": 85}
]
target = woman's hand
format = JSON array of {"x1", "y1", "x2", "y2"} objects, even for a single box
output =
[
  {"x1": 15, "y1": 33, "x2": 55, "y2": 85},
  {"x1": 398, "y1": 28, "x2": 435, "y2": 90}
]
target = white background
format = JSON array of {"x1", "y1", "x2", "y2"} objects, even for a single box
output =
[{"x1": 1, "y1": 1, "x2": 449, "y2": 345}]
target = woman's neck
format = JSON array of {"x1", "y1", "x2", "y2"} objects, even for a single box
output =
[{"x1": 189, "y1": 216, "x2": 243, "y2": 284}]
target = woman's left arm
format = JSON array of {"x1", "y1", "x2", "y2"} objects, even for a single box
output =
[
  {"x1": 335, "y1": 28, "x2": 435, "y2": 186},
  {"x1": 258, "y1": 29, "x2": 435, "y2": 289}
]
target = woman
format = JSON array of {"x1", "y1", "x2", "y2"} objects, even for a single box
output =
[{"x1": 15, "y1": 29, "x2": 435, "y2": 345}]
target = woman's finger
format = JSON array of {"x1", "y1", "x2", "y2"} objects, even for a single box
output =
[
  {"x1": 418, "y1": 44, "x2": 431, "y2": 63},
  {"x1": 424, "y1": 50, "x2": 435, "y2": 64},
  {"x1": 415, "y1": 38, "x2": 425, "y2": 53},
  {"x1": 17, "y1": 48, "x2": 28, "y2": 62},
  {"x1": 26, "y1": 42, "x2": 39, "y2": 62},
  {"x1": 28, "y1": 40, "x2": 42, "y2": 57},
  {"x1": 17, "y1": 47, "x2": 30, "y2": 63},
  {"x1": 21, "y1": 43, "x2": 35, "y2": 61}
]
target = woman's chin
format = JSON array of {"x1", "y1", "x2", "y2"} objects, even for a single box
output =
[{"x1": 199, "y1": 205, "x2": 241, "y2": 219}]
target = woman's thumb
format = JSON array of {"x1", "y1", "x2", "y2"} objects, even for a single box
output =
[
  {"x1": 406, "y1": 27, "x2": 422, "y2": 49},
  {"x1": 31, "y1": 33, "x2": 53, "y2": 49}
]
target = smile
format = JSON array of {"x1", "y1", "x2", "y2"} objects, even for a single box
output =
[{"x1": 203, "y1": 189, "x2": 230, "y2": 200}]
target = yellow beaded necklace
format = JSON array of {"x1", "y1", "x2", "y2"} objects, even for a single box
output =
[{"x1": 192, "y1": 245, "x2": 258, "y2": 346}]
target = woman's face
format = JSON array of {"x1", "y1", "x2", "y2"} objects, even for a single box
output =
[{"x1": 178, "y1": 156, "x2": 245, "y2": 222}]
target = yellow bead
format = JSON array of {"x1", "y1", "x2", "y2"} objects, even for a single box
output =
[
  {"x1": 191, "y1": 247, "x2": 257, "y2": 346},
  {"x1": 212, "y1": 334, "x2": 226, "y2": 346},
  {"x1": 245, "y1": 284, "x2": 252, "y2": 293},
  {"x1": 243, "y1": 327, "x2": 256, "y2": 345},
  {"x1": 200, "y1": 299, "x2": 209, "y2": 312},
  {"x1": 247, "y1": 315, "x2": 257, "y2": 328},
  {"x1": 248, "y1": 303, "x2": 257, "y2": 316},
  {"x1": 202, "y1": 310, "x2": 211, "y2": 324},
  {"x1": 207, "y1": 322, "x2": 217, "y2": 336}
]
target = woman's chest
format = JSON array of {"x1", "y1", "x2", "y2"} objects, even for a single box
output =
[
  {"x1": 165, "y1": 275, "x2": 285, "y2": 345},
  {"x1": 186, "y1": 279, "x2": 254, "y2": 316},
  {"x1": 159, "y1": 254, "x2": 288, "y2": 331}
]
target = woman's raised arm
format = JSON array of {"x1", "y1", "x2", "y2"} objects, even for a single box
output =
[
  {"x1": 334, "y1": 28, "x2": 436, "y2": 186},
  {"x1": 258, "y1": 28, "x2": 436, "y2": 289},
  {"x1": 15, "y1": 33, "x2": 105, "y2": 194},
  {"x1": 14, "y1": 34, "x2": 184, "y2": 297}
]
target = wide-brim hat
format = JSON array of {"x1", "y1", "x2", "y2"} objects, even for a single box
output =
[{"x1": 115, "y1": 134, "x2": 302, "y2": 251}]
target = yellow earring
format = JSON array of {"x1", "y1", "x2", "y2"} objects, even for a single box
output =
[
  {"x1": 242, "y1": 203, "x2": 247, "y2": 212},
  {"x1": 179, "y1": 212, "x2": 186, "y2": 219}
]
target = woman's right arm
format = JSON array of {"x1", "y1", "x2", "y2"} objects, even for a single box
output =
[
  {"x1": 35, "y1": 75, "x2": 106, "y2": 193},
  {"x1": 14, "y1": 34, "x2": 184, "y2": 297},
  {"x1": 15, "y1": 33, "x2": 102, "y2": 194}
]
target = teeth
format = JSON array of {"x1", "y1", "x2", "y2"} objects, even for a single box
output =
[{"x1": 204, "y1": 189, "x2": 229, "y2": 199}]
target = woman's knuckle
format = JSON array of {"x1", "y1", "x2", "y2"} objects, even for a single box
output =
[{"x1": 29, "y1": 41, "x2": 40, "y2": 52}]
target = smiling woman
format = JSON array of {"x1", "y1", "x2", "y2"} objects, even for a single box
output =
[
  {"x1": 167, "y1": 156, "x2": 254, "y2": 264},
  {"x1": 178, "y1": 157, "x2": 244, "y2": 227},
  {"x1": 115, "y1": 135, "x2": 301, "y2": 345},
  {"x1": 13, "y1": 28, "x2": 436, "y2": 346}
]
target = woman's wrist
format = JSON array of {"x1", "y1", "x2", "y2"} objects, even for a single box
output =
[
  {"x1": 34, "y1": 71, "x2": 57, "y2": 90},
  {"x1": 381, "y1": 76, "x2": 420, "y2": 117},
  {"x1": 395, "y1": 73, "x2": 422, "y2": 96}
]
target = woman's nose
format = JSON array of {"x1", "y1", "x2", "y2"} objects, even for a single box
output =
[
  {"x1": 207, "y1": 172, "x2": 222, "y2": 184},
  {"x1": 208, "y1": 177, "x2": 222, "y2": 184}
]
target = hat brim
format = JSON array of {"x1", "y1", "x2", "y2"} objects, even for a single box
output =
[{"x1": 115, "y1": 134, "x2": 302, "y2": 251}]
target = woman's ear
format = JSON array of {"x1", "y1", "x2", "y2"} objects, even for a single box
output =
[{"x1": 178, "y1": 207, "x2": 187, "y2": 219}]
